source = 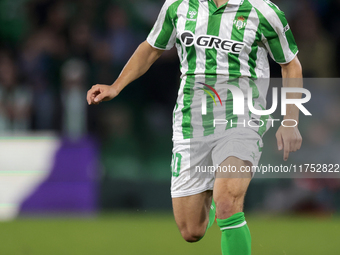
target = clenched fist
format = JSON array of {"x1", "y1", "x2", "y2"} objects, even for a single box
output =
[{"x1": 86, "y1": 84, "x2": 119, "y2": 105}]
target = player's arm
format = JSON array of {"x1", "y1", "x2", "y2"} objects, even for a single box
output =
[
  {"x1": 276, "y1": 56, "x2": 303, "y2": 161},
  {"x1": 87, "y1": 41, "x2": 164, "y2": 105}
]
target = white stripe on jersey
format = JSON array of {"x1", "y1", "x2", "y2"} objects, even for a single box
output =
[
  {"x1": 167, "y1": 25, "x2": 178, "y2": 50},
  {"x1": 213, "y1": 75, "x2": 228, "y2": 133},
  {"x1": 238, "y1": 77, "x2": 250, "y2": 128},
  {"x1": 254, "y1": 44, "x2": 269, "y2": 79}
]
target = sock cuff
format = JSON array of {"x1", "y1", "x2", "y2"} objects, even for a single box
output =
[{"x1": 216, "y1": 212, "x2": 246, "y2": 230}]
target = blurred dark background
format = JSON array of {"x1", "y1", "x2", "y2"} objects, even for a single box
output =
[{"x1": 0, "y1": 0, "x2": 340, "y2": 218}]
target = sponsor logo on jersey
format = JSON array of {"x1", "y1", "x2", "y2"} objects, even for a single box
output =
[
  {"x1": 234, "y1": 16, "x2": 247, "y2": 30},
  {"x1": 181, "y1": 32, "x2": 195, "y2": 46},
  {"x1": 283, "y1": 24, "x2": 290, "y2": 34},
  {"x1": 180, "y1": 31, "x2": 245, "y2": 54},
  {"x1": 188, "y1": 11, "x2": 197, "y2": 19}
]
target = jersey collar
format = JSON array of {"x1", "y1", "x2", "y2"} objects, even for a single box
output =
[
  {"x1": 227, "y1": 0, "x2": 243, "y2": 5},
  {"x1": 200, "y1": 0, "x2": 242, "y2": 5}
]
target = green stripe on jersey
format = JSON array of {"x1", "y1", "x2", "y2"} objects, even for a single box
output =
[
  {"x1": 181, "y1": 2, "x2": 200, "y2": 139},
  {"x1": 182, "y1": 76, "x2": 195, "y2": 139}
]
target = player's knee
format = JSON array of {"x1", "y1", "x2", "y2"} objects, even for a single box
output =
[
  {"x1": 215, "y1": 195, "x2": 243, "y2": 219},
  {"x1": 180, "y1": 226, "x2": 205, "y2": 243}
]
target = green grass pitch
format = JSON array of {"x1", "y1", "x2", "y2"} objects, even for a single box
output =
[{"x1": 0, "y1": 213, "x2": 339, "y2": 255}]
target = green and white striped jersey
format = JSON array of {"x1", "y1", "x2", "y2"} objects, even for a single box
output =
[{"x1": 147, "y1": 0, "x2": 298, "y2": 140}]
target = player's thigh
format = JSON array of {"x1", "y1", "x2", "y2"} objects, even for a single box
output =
[
  {"x1": 172, "y1": 190, "x2": 212, "y2": 234},
  {"x1": 171, "y1": 137, "x2": 214, "y2": 228},
  {"x1": 213, "y1": 156, "x2": 252, "y2": 218}
]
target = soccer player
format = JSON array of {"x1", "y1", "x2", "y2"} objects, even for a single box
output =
[{"x1": 87, "y1": 0, "x2": 303, "y2": 254}]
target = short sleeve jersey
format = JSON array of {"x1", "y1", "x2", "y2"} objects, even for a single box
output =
[{"x1": 147, "y1": 0, "x2": 299, "y2": 140}]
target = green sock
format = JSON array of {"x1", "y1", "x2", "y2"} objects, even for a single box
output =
[
  {"x1": 216, "y1": 212, "x2": 251, "y2": 255},
  {"x1": 207, "y1": 199, "x2": 216, "y2": 230}
]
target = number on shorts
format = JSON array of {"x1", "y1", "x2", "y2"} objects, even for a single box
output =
[{"x1": 171, "y1": 153, "x2": 182, "y2": 177}]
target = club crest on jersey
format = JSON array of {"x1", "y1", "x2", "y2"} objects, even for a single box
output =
[{"x1": 234, "y1": 16, "x2": 247, "y2": 30}]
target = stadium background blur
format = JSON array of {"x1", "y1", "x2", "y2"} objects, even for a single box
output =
[{"x1": 0, "y1": 0, "x2": 340, "y2": 254}]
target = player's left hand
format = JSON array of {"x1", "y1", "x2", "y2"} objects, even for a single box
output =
[{"x1": 276, "y1": 124, "x2": 302, "y2": 161}]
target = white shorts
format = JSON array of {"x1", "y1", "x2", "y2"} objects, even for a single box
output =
[{"x1": 170, "y1": 128, "x2": 263, "y2": 198}]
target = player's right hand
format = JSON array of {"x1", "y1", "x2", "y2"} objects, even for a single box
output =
[{"x1": 86, "y1": 84, "x2": 119, "y2": 105}]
